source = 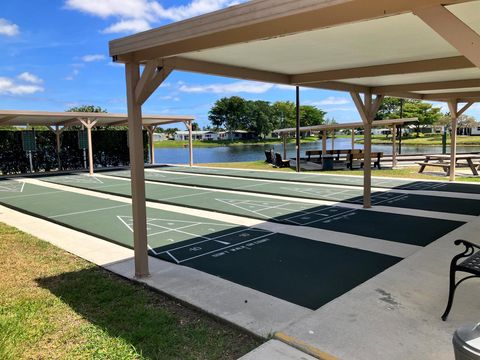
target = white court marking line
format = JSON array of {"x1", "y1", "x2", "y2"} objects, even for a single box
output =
[
  {"x1": 162, "y1": 190, "x2": 214, "y2": 201},
  {"x1": 118, "y1": 215, "x2": 238, "y2": 241},
  {"x1": 214, "y1": 198, "x2": 331, "y2": 219},
  {"x1": 215, "y1": 198, "x2": 300, "y2": 218},
  {"x1": 154, "y1": 227, "x2": 270, "y2": 254},
  {"x1": 283, "y1": 208, "x2": 357, "y2": 226},
  {"x1": 53, "y1": 175, "x2": 105, "y2": 184},
  {"x1": 0, "y1": 189, "x2": 64, "y2": 200},
  {"x1": 0, "y1": 181, "x2": 25, "y2": 193},
  {"x1": 158, "y1": 232, "x2": 273, "y2": 264},
  {"x1": 49, "y1": 204, "x2": 130, "y2": 219}
]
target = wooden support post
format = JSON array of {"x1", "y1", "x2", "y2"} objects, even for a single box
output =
[
  {"x1": 48, "y1": 125, "x2": 64, "y2": 170},
  {"x1": 447, "y1": 101, "x2": 475, "y2": 181},
  {"x1": 185, "y1": 121, "x2": 193, "y2": 166},
  {"x1": 295, "y1": 86, "x2": 301, "y2": 172},
  {"x1": 322, "y1": 130, "x2": 327, "y2": 155},
  {"x1": 283, "y1": 134, "x2": 287, "y2": 160},
  {"x1": 126, "y1": 62, "x2": 149, "y2": 278},
  {"x1": 351, "y1": 130, "x2": 355, "y2": 150},
  {"x1": 392, "y1": 125, "x2": 397, "y2": 168},
  {"x1": 350, "y1": 91, "x2": 383, "y2": 208},
  {"x1": 331, "y1": 130, "x2": 335, "y2": 150},
  {"x1": 146, "y1": 125, "x2": 156, "y2": 164},
  {"x1": 79, "y1": 119, "x2": 98, "y2": 176}
]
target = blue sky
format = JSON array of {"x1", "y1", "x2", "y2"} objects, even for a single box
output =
[{"x1": 1, "y1": 0, "x2": 478, "y2": 128}]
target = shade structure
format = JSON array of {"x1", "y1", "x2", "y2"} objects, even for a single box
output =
[
  {"x1": 0, "y1": 110, "x2": 194, "y2": 128},
  {"x1": 109, "y1": 0, "x2": 480, "y2": 276},
  {"x1": 0, "y1": 109, "x2": 195, "y2": 175}
]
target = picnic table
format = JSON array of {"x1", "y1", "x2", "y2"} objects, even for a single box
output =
[{"x1": 417, "y1": 154, "x2": 480, "y2": 176}]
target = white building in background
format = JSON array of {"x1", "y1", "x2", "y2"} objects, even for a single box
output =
[
  {"x1": 173, "y1": 129, "x2": 256, "y2": 141},
  {"x1": 174, "y1": 130, "x2": 219, "y2": 141},
  {"x1": 152, "y1": 133, "x2": 168, "y2": 141}
]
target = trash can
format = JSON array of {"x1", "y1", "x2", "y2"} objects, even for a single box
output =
[
  {"x1": 321, "y1": 155, "x2": 335, "y2": 171},
  {"x1": 453, "y1": 323, "x2": 480, "y2": 360}
]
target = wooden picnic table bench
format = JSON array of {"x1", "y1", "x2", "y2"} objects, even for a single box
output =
[
  {"x1": 347, "y1": 151, "x2": 383, "y2": 170},
  {"x1": 417, "y1": 154, "x2": 480, "y2": 176}
]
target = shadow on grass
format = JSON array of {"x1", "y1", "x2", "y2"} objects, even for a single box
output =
[{"x1": 36, "y1": 266, "x2": 260, "y2": 360}]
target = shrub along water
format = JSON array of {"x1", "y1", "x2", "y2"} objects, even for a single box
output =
[{"x1": 0, "y1": 129, "x2": 148, "y2": 175}]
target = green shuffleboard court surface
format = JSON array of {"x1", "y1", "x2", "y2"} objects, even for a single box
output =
[
  {"x1": 41, "y1": 173, "x2": 464, "y2": 247},
  {"x1": 158, "y1": 165, "x2": 480, "y2": 194},
  {"x1": 0, "y1": 178, "x2": 401, "y2": 309},
  {"x1": 105, "y1": 169, "x2": 480, "y2": 216}
]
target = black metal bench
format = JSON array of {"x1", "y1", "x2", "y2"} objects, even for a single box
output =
[
  {"x1": 264, "y1": 149, "x2": 273, "y2": 164},
  {"x1": 441, "y1": 239, "x2": 480, "y2": 320}
]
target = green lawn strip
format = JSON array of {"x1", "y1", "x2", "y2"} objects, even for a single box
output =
[
  {"x1": 0, "y1": 222, "x2": 262, "y2": 360},
  {"x1": 359, "y1": 134, "x2": 480, "y2": 146}
]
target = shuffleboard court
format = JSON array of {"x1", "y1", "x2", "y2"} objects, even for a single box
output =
[
  {"x1": 105, "y1": 169, "x2": 480, "y2": 216},
  {"x1": 156, "y1": 165, "x2": 480, "y2": 194},
  {"x1": 0, "y1": 178, "x2": 401, "y2": 309},
  {"x1": 41, "y1": 173, "x2": 464, "y2": 247}
]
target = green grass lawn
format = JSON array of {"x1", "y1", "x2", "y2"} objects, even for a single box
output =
[
  {"x1": 0, "y1": 223, "x2": 261, "y2": 360},
  {"x1": 364, "y1": 134, "x2": 480, "y2": 146},
  {"x1": 155, "y1": 136, "x2": 321, "y2": 148}
]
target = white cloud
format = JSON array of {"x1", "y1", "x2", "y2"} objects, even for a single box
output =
[
  {"x1": 18, "y1": 72, "x2": 43, "y2": 84},
  {"x1": 65, "y1": 0, "x2": 245, "y2": 34},
  {"x1": 314, "y1": 96, "x2": 351, "y2": 106},
  {"x1": 159, "y1": 95, "x2": 180, "y2": 101},
  {"x1": 64, "y1": 68, "x2": 80, "y2": 81},
  {"x1": 179, "y1": 81, "x2": 274, "y2": 94},
  {"x1": 0, "y1": 74, "x2": 44, "y2": 95},
  {"x1": 102, "y1": 19, "x2": 151, "y2": 34},
  {"x1": 81, "y1": 54, "x2": 106, "y2": 62},
  {"x1": 0, "y1": 18, "x2": 19, "y2": 36}
]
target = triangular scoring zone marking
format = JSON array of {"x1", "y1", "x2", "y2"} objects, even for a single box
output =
[{"x1": 0, "y1": 181, "x2": 25, "y2": 193}]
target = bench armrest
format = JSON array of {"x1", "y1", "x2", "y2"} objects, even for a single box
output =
[{"x1": 453, "y1": 239, "x2": 480, "y2": 260}]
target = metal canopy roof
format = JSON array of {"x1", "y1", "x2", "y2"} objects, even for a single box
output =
[
  {"x1": 0, "y1": 110, "x2": 194, "y2": 127},
  {"x1": 109, "y1": 0, "x2": 480, "y2": 103},
  {"x1": 273, "y1": 118, "x2": 418, "y2": 134}
]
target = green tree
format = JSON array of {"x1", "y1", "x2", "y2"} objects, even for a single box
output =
[
  {"x1": 66, "y1": 105, "x2": 107, "y2": 113},
  {"x1": 208, "y1": 96, "x2": 248, "y2": 131},
  {"x1": 245, "y1": 100, "x2": 274, "y2": 138},
  {"x1": 191, "y1": 122, "x2": 200, "y2": 131},
  {"x1": 301, "y1": 106, "x2": 326, "y2": 126},
  {"x1": 375, "y1": 97, "x2": 442, "y2": 136},
  {"x1": 272, "y1": 101, "x2": 296, "y2": 128}
]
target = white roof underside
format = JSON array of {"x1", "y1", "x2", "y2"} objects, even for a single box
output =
[
  {"x1": 0, "y1": 110, "x2": 194, "y2": 127},
  {"x1": 178, "y1": 2, "x2": 479, "y2": 94}
]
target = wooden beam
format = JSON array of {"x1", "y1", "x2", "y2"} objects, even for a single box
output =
[
  {"x1": 0, "y1": 115, "x2": 17, "y2": 124},
  {"x1": 110, "y1": 0, "x2": 472, "y2": 61},
  {"x1": 135, "y1": 59, "x2": 159, "y2": 105},
  {"x1": 448, "y1": 100, "x2": 459, "y2": 181},
  {"x1": 291, "y1": 56, "x2": 474, "y2": 84},
  {"x1": 55, "y1": 117, "x2": 80, "y2": 127},
  {"x1": 136, "y1": 65, "x2": 173, "y2": 105},
  {"x1": 415, "y1": 5, "x2": 480, "y2": 68},
  {"x1": 457, "y1": 101, "x2": 475, "y2": 116},
  {"x1": 170, "y1": 57, "x2": 290, "y2": 85},
  {"x1": 423, "y1": 91, "x2": 480, "y2": 100},
  {"x1": 372, "y1": 79, "x2": 480, "y2": 94},
  {"x1": 108, "y1": 119, "x2": 129, "y2": 126}
]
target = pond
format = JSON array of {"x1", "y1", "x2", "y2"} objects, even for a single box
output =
[{"x1": 154, "y1": 138, "x2": 480, "y2": 164}]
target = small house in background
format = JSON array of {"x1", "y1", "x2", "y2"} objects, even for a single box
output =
[
  {"x1": 174, "y1": 130, "x2": 219, "y2": 141},
  {"x1": 468, "y1": 123, "x2": 480, "y2": 136},
  {"x1": 153, "y1": 133, "x2": 168, "y2": 142},
  {"x1": 218, "y1": 130, "x2": 256, "y2": 140}
]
